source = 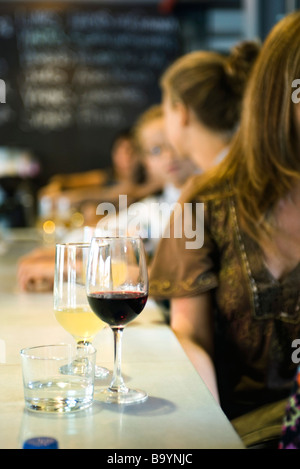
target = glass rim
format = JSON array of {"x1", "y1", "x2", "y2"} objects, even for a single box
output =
[
  {"x1": 20, "y1": 343, "x2": 96, "y2": 360},
  {"x1": 91, "y1": 235, "x2": 143, "y2": 242},
  {"x1": 55, "y1": 242, "x2": 91, "y2": 248}
]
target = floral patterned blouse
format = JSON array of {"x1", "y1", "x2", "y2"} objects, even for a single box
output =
[
  {"x1": 149, "y1": 178, "x2": 300, "y2": 420},
  {"x1": 279, "y1": 366, "x2": 300, "y2": 449}
]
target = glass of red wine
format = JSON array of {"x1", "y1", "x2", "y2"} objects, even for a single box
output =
[{"x1": 86, "y1": 236, "x2": 148, "y2": 404}]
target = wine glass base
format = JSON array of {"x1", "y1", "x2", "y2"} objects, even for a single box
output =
[
  {"x1": 95, "y1": 387, "x2": 148, "y2": 405},
  {"x1": 94, "y1": 365, "x2": 109, "y2": 379},
  {"x1": 60, "y1": 361, "x2": 109, "y2": 379}
]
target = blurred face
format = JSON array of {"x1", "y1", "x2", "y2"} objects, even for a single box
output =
[
  {"x1": 111, "y1": 137, "x2": 136, "y2": 178},
  {"x1": 140, "y1": 116, "x2": 194, "y2": 187}
]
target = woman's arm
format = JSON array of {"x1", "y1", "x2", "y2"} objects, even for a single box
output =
[
  {"x1": 17, "y1": 247, "x2": 56, "y2": 292},
  {"x1": 170, "y1": 293, "x2": 220, "y2": 404}
]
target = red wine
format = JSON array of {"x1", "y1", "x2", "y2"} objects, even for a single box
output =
[{"x1": 87, "y1": 291, "x2": 148, "y2": 327}]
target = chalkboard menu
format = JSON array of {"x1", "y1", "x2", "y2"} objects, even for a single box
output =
[{"x1": 0, "y1": 2, "x2": 181, "y2": 183}]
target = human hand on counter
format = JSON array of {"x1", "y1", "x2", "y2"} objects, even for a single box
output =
[{"x1": 17, "y1": 247, "x2": 56, "y2": 292}]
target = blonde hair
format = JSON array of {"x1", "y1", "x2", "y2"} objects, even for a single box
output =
[
  {"x1": 133, "y1": 104, "x2": 163, "y2": 154},
  {"x1": 161, "y1": 41, "x2": 260, "y2": 135},
  {"x1": 186, "y1": 11, "x2": 300, "y2": 245}
]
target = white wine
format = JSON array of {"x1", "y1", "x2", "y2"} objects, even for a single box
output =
[
  {"x1": 55, "y1": 307, "x2": 106, "y2": 342},
  {"x1": 112, "y1": 261, "x2": 127, "y2": 285}
]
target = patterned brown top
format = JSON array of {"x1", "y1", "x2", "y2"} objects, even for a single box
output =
[{"x1": 150, "y1": 179, "x2": 300, "y2": 419}]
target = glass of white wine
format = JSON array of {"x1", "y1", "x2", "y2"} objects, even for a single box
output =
[{"x1": 54, "y1": 243, "x2": 108, "y2": 378}]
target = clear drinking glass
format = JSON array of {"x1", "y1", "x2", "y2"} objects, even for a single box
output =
[
  {"x1": 54, "y1": 243, "x2": 108, "y2": 378},
  {"x1": 20, "y1": 344, "x2": 96, "y2": 413},
  {"x1": 86, "y1": 236, "x2": 148, "y2": 404}
]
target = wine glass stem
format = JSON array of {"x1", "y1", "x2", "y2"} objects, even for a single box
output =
[
  {"x1": 110, "y1": 327, "x2": 126, "y2": 392},
  {"x1": 75, "y1": 340, "x2": 90, "y2": 364},
  {"x1": 77, "y1": 339, "x2": 90, "y2": 347}
]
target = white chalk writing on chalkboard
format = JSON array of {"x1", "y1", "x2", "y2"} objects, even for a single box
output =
[
  {"x1": 22, "y1": 109, "x2": 73, "y2": 132},
  {"x1": 22, "y1": 67, "x2": 68, "y2": 85},
  {"x1": 72, "y1": 68, "x2": 154, "y2": 87},
  {"x1": 77, "y1": 106, "x2": 125, "y2": 128},
  {"x1": 67, "y1": 10, "x2": 179, "y2": 34},
  {"x1": 79, "y1": 87, "x2": 147, "y2": 106},
  {"x1": 19, "y1": 50, "x2": 74, "y2": 67},
  {"x1": 21, "y1": 87, "x2": 74, "y2": 108},
  {"x1": 15, "y1": 9, "x2": 63, "y2": 27},
  {"x1": 2, "y1": 6, "x2": 180, "y2": 135}
]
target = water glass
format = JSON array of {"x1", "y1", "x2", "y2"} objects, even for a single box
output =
[{"x1": 20, "y1": 344, "x2": 96, "y2": 413}]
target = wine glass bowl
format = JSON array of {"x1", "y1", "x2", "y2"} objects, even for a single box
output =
[{"x1": 86, "y1": 236, "x2": 148, "y2": 404}]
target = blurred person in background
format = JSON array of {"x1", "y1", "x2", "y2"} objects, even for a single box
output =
[
  {"x1": 37, "y1": 128, "x2": 163, "y2": 228},
  {"x1": 96, "y1": 104, "x2": 197, "y2": 258},
  {"x1": 38, "y1": 129, "x2": 137, "y2": 200},
  {"x1": 160, "y1": 41, "x2": 260, "y2": 173},
  {"x1": 17, "y1": 104, "x2": 195, "y2": 291}
]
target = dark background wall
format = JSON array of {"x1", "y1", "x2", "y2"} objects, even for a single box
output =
[
  {"x1": 0, "y1": 1, "x2": 181, "y2": 185},
  {"x1": 0, "y1": 0, "x2": 298, "y2": 187}
]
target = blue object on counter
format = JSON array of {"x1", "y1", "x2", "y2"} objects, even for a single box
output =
[{"x1": 23, "y1": 437, "x2": 59, "y2": 449}]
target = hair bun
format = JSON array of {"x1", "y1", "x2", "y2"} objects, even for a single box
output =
[{"x1": 225, "y1": 40, "x2": 261, "y2": 96}]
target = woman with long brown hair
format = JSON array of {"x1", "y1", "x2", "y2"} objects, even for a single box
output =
[{"x1": 150, "y1": 11, "x2": 300, "y2": 447}]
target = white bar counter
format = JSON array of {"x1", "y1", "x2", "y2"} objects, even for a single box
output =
[{"x1": 0, "y1": 230, "x2": 244, "y2": 449}]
